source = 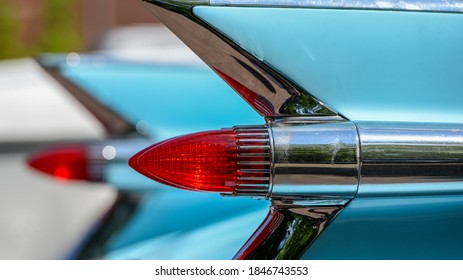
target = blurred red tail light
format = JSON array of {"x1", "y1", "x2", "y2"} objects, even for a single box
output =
[
  {"x1": 28, "y1": 146, "x2": 90, "y2": 181},
  {"x1": 129, "y1": 126, "x2": 270, "y2": 195}
]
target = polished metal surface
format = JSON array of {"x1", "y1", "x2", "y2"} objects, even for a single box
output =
[
  {"x1": 269, "y1": 121, "x2": 359, "y2": 199},
  {"x1": 227, "y1": 120, "x2": 463, "y2": 200},
  {"x1": 233, "y1": 125, "x2": 271, "y2": 196},
  {"x1": 264, "y1": 120, "x2": 463, "y2": 200},
  {"x1": 209, "y1": 0, "x2": 463, "y2": 13},
  {"x1": 143, "y1": 0, "x2": 340, "y2": 117},
  {"x1": 269, "y1": 115, "x2": 345, "y2": 125},
  {"x1": 357, "y1": 122, "x2": 463, "y2": 185},
  {"x1": 234, "y1": 200, "x2": 343, "y2": 259}
]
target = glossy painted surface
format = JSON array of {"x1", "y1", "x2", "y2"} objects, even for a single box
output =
[
  {"x1": 194, "y1": 7, "x2": 463, "y2": 124},
  {"x1": 304, "y1": 194, "x2": 463, "y2": 259},
  {"x1": 106, "y1": 206, "x2": 269, "y2": 259},
  {"x1": 107, "y1": 189, "x2": 269, "y2": 252}
]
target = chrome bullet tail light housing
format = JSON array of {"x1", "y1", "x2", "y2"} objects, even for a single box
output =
[
  {"x1": 129, "y1": 120, "x2": 362, "y2": 200},
  {"x1": 130, "y1": 0, "x2": 463, "y2": 259},
  {"x1": 129, "y1": 118, "x2": 463, "y2": 259}
]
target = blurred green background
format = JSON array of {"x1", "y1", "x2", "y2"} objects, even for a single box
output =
[{"x1": 0, "y1": 0, "x2": 158, "y2": 60}]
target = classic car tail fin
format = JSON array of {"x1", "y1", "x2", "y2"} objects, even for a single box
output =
[
  {"x1": 37, "y1": 55, "x2": 137, "y2": 138},
  {"x1": 143, "y1": 0, "x2": 340, "y2": 118}
]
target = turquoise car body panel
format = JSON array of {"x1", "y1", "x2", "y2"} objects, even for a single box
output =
[{"x1": 194, "y1": 7, "x2": 463, "y2": 124}]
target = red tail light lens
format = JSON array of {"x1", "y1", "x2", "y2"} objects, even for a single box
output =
[
  {"x1": 129, "y1": 127, "x2": 271, "y2": 194},
  {"x1": 28, "y1": 146, "x2": 90, "y2": 181}
]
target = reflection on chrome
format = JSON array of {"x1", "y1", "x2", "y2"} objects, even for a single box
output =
[
  {"x1": 357, "y1": 122, "x2": 463, "y2": 185},
  {"x1": 230, "y1": 120, "x2": 463, "y2": 201},
  {"x1": 267, "y1": 120, "x2": 463, "y2": 199},
  {"x1": 234, "y1": 201, "x2": 343, "y2": 259}
]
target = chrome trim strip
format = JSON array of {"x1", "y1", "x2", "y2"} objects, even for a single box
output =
[
  {"x1": 226, "y1": 120, "x2": 463, "y2": 201},
  {"x1": 357, "y1": 182, "x2": 463, "y2": 198},
  {"x1": 210, "y1": 0, "x2": 463, "y2": 13},
  {"x1": 357, "y1": 122, "x2": 463, "y2": 185},
  {"x1": 266, "y1": 120, "x2": 463, "y2": 200},
  {"x1": 269, "y1": 115, "x2": 346, "y2": 124},
  {"x1": 143, "y1": 0, "x2": 341, "y2": 117}
]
